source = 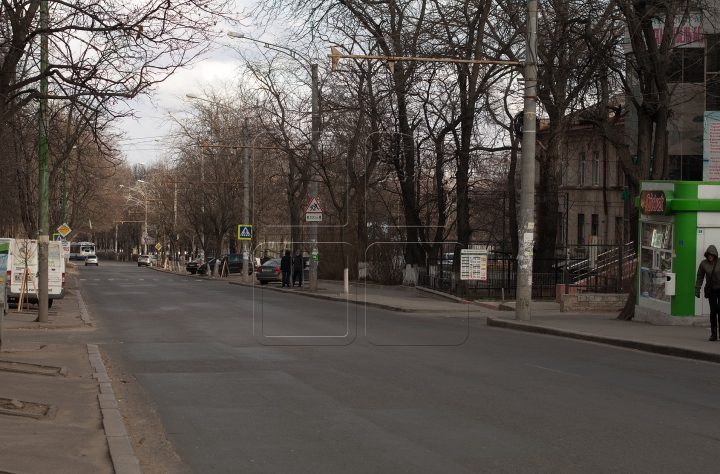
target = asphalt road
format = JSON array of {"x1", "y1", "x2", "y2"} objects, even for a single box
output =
[{"x1": 78, "y1": 261, "x2": 720, "y2": 473}]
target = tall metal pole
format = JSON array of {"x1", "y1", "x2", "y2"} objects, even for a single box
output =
[
  {"x1": 515, "y1": 0, "x2": 538, "y2": 321},
  {"x1": 174, "y1": 182, "x2": 178, "y2": 265},
  {"x1": 243, "y1": 117, "x2": 250, "y2": 283},
  {"x1": 37, "y1": 0, "x2": 50, "y2": 322},
  {"x1": 309, "y1": 64, "x2": 319, "y2": 292},
  {"x1": 144, "y1": 194, "x2": 148, "y2": 255}
]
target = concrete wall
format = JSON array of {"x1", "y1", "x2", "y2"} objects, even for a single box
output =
[{"x1": 560, "y1": 293, "x2": 626, "y2": 312}]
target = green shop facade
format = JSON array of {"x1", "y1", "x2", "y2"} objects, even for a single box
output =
[{"x1": 636, "y1": 180, "x2": 720, "y2": 325}]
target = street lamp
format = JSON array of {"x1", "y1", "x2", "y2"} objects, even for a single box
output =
[
  {"x1": 228, "y1": 31, "x2": 321, "y2": 292},
  {"x1": 137, "y1": 180, "x2": 149, "y2": 254}
]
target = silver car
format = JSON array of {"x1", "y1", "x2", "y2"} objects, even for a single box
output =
[
  {"x1": 85, "y1": 255, "x2": 99, "y2": 266},
  {"x1": 137, "y1": 255, "x2": 155, "y2": 267}
]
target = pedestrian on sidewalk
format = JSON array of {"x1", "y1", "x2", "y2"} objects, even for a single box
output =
[
  {"x1": 292, "y1": 250, "x2": 303, "y2": 287},
  {"x1": 695, "y1": 245, "x2": 720, "y2": 341},
  {"x1": 281, "y1": 250, "x2": 292, "y2": 288}
]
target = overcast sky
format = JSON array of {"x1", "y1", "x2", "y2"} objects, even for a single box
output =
[{"x1": 115, "y1": 42, "x2": 241, "y2": 166}]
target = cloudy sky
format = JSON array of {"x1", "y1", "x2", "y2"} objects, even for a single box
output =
[{"x1": 115, "y1": 40, "x2": 242, "y2": 166}]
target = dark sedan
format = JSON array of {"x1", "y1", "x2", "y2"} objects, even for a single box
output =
[
  {"x1": 197, "y1": 258, "x2": 221, "y2": 276},
  {"x1": 186, "y1": 258, "x2": 202, "y2": 274},
  {"x1": 255, "y1": 258, "x2": 282, "y2": 285}
]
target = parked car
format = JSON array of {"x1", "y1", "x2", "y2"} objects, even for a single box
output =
[
  {"x1": 225, "y1": 253, "x2": 253, "y2": 275},
  {"x1": 85, "y1": 255, "x2": 99, "y2": 266},
  {"x1": 137, "y1": 255, "x2": 156, "y2": 267},
  {"x1": 196, "y1": 257, "x2": 221, "y2": 276},
  {"x1": 186, "y1": 258, "x2": 202, "y2": 274},
  {"x1": 255, "y1": 258, "x2": 282, "y2": 285}
]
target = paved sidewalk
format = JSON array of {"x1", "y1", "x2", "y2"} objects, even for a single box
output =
[
  {"x1": 486, "y1": 305, "x2": 720, "y2": 363},
  {"x1": 229, "y1": 278, "x2": 487, "y2": 313},
  {"x1": 0, "y1": 272, "x2": 139, "y2": 474}
]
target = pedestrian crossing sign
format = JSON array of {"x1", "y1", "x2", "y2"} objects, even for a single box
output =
[{"x1": 237, "y1": 224, "x2": 253, "y2": 241}]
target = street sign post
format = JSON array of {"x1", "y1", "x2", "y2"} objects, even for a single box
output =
[
  {"x1": 237, "y1": 225, "x2": 253, "y2": 241},
  {"x1": 52, "y1": 233, "x2": 62, "y2": 241},
  {"x1": 305, "y1": 197, "x2": 324, "y2": 222}
]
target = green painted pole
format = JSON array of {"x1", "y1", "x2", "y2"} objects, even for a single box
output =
[{"x1": 37, "y1": 0, "x2": 50, "y2": 323}]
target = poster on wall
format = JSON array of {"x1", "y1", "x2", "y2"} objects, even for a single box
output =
[{"x1": 704, "y1": 112, "x2": 720, "y2": 181}]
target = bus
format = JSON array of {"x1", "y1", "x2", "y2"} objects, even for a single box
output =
[{"x1": 69, "y1": 241, "x2": 96, "y2": 260}]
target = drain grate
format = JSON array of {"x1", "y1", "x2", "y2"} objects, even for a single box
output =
[{"x1": 0, "y1": 360, "x2": 67, "y2": 376}]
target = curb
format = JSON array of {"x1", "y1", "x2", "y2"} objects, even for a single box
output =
[
  {"x1": 486, "y1": 317, "x2": 720, "y2": 364},
  {"x1": 87, "y1": 344, "x2": 142, "y2": 474},
  {"x1": 228, "y1": 281, "x2": 449, "y2": 313},
  {"x1": 76, "y1": 287, "x2": 92, "y2": 326}
]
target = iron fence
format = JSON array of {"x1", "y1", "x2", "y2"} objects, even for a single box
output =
[{"x1": 418, "y1": 240, "x2": 637, "y2": 300}]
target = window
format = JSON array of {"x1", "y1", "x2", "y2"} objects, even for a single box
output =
[
  {"x1": 640, "y1": 222, "x2": 673, "y2": 303},
  {"x1": 669, "y1": 155, "x2": 703, "y2": 181},
  {"x1": 577, "y1": 213, "x2": 585, "y2": 244},
  {"x1": 593, "y1": 152, "x2": 600, "y2": 184},
  {"x1": 591, "y1": 214, "x2": 599, "y2": 237},
  {"x1": 667, "y1": 48, "x2": 704, "y2": 83},
  {"x1": 579, "y1": 153, "x2": 586, "y2": 186},
  {"x1": 559, "y1": 161, "x2": 564, "y2": 186},
  {"x1": 616, "y1": 160, "x2": 625, "y2": 188}
]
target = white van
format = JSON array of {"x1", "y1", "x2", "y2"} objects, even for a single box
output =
[{"x1": 3, "y1": 239, "x2": 66, "y2": 308}]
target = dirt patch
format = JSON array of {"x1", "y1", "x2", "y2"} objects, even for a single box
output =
[
  {"x1": 0, "y1": 397, "x2": 56, "y2": 419},
  {"x1": 0, "y1": 359, "x2": 66, "y2": 376}
]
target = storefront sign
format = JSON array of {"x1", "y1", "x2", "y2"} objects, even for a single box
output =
[
  {"x1": 704, "y1": 112, "x2": 720, "y2": 181},
  {"x1": 639, "y1": 191, "x2": 668, "y2": 215}
]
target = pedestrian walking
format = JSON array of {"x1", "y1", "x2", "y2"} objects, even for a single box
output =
[
  {"x1": 280, "y1": 250, "x2": 292, "y2": 288},
  {"x1": 695, "y1": 245, "x2": 720, "y2": 341},
  {"x1": 292, "y1": 250, "x2": 304, "y2": 287}
]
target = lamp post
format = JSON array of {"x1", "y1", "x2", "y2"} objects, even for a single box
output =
[
  {"x1": 228, "y1": 31, "x2": 320, "y2": 292},
  {"x1": 137, "y1": 180, "x2": 149, "y2": 254}
]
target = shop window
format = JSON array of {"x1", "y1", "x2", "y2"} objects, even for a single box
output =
[
  {"x1": 683, "y1": 48, "x2": 705, "y2": 83},
  {"x1": 708, "y1": 34, "x2": 720, "y2": 73},
  {"x1": 640, "y1": 222, "x2": 673, "y2": 302},
  {"x1": 579, "y1": 153, "x2": 586, "y2": 186},
  {"x1": 669, "y1": 155, "x2": 703, "y2": 181},
  {"x1": 577, "y1": 213, "x2": 585, "y2": 244},
  {"x1": 668, "y1": 48, "x2": 704, "y2": 83}
]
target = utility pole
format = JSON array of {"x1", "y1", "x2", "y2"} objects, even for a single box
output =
[
  {"x1": 37, "y1": 0, "x2": 50, "y2": 323},
  {"x1": 309, "y1": 63, "x2": 319, "y2": 292},
  {"x1": 243, "y1": 117, "x2": 251, "y2": 283},
  {"x1": 515, "y1": 0, "x2": 539, "y2": 321}
]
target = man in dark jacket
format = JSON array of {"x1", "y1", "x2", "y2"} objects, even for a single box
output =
[
  {"x1": 696, "y1": 245, "x2": 720, "y2": 340},
  {"x1": 280, "y1": 250, "x2": 292, "y2": 288},
  {"x1": 292, "y1": 250, "x2": 304, "y2": 287}
]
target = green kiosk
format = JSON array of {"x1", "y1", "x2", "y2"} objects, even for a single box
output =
[{"x1": 636, "y1": 181, "x2": 720, "y2": 325}]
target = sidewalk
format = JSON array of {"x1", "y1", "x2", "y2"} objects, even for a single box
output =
[
  {"x1": 487, "y1": 309, "x2": 720, "y2": 363},
  {"x1": 228, "y1": 278, "x2": 488, "y2": 313},
  {"x1": 0, "y1": 273, "x2": 140, "y2": 474}
]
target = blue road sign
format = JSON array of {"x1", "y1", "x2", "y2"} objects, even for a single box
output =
[{"x1": 238, "y1": 224, "x2": 253, "y2": 241}]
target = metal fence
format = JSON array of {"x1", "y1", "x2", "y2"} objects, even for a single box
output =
[{"x1": 417, "y1": 240, "x2": 637, "y2": 300}]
